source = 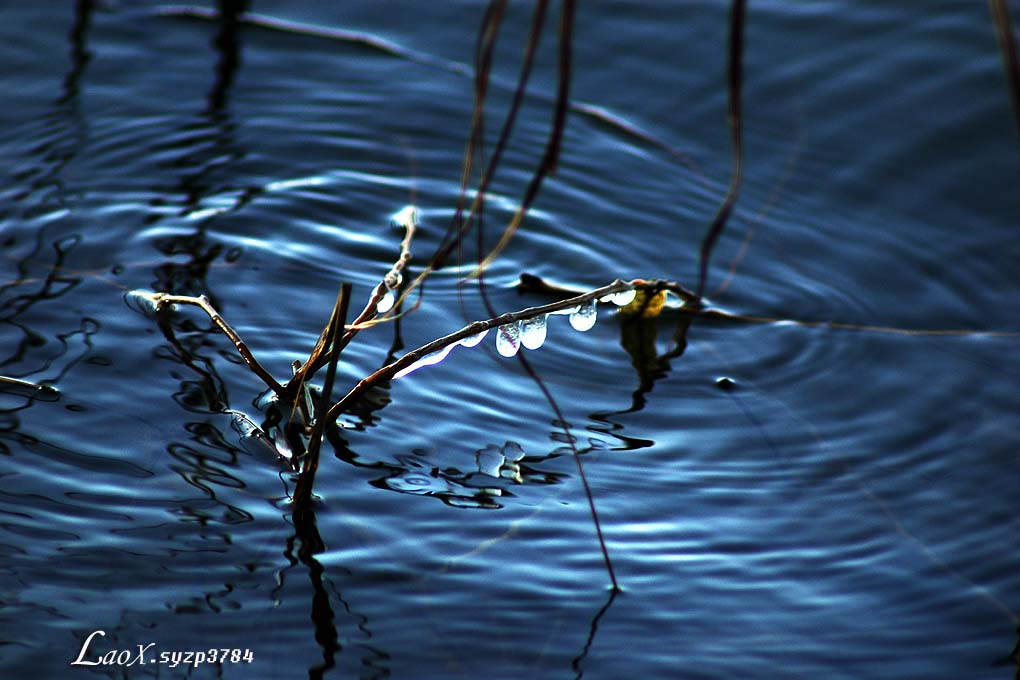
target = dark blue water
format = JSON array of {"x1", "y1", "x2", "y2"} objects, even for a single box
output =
[{"x1": 2, "y1": 2, "x2": 1018, "y2": 678}]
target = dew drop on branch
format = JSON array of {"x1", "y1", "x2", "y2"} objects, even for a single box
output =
[
  {"x1": 376, "y1": 289, "x2": 396, "y2": 314},
  {"x1": 393, "y1": 343, "x2": 458, "y2": 379},
  {"x1": 520, "y1": 314, "x2": 547, "y2": 350},
  {"x1": 599, "y1": 289, "x2": 636, "y2": 306},
  {"x1": 609, "y1": 289, "x2": 636, "y2": 306},
  {"x1": 459, "y1": 328, "x2": 489, "y2": 348},
  {"x1": 391, "y1": 205, "x2": 418, "y2": 230},
  {"x1": 495, "y1": 322, "x2": 521, "y2": 357},
  {"x1": 569, "y1": 299, "x2": 597, "y2": 331}
]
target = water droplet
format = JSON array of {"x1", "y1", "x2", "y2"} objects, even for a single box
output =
[
  {"x1": 519, "y1": 314, "x2": 547, "y2": 350},
  {"x1": 569, "y1": 300, "x2": 597, "y2": 331},
  {"x1": 599, "y1": 289, "x2": 636, "y2": 306},
  {"x1": 550, "y1": 306, "x2": 577, "y2": 316},
  {"x1": 459, "y1": 328, "x2": 489, "y2": 347},
  {"x1": 391, "y1": 205, "x2": 418, "y2": 230},
  {"x1": 495, "y1": 322, "x2": 521, "y2": 357},
  {"x1": 500, "y1": 442, "x2": 525, "y2": 482},
  {"x1": 393, "y1": 343, "x2": 458, "y2": 379},
  {"x1": 376, "y1": 289, "x2": 395, "y2": 314},
  {"x1": 125, "y1": 289, "x2": 159, "y2": 315},
  {"x1": 610, "y1": 289, "x2": 636, "y2": 306}
]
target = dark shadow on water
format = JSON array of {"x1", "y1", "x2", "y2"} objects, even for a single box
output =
[
  {"x1": 287, "y1": 505, "x2": 340, "y2": 679},
  {"x1": 153, "y1": 311, "x2": 389, "y2": 676},
  {"x1": 1, "y1": 236, "x2": 88, "y2": 378},
  {"x1": 571, "y1": 587, "x2": 619, "y2": 679},
  {"x1": 156, "y1": 309, "x2": 231, "y2": 413},
  {"x1": 993, "y1": 624, "x2": 1020, "y2": 679},
  {"x1": 58, "y1": 0, "x2": 95, "y2": 105},
  {"x1": 587, "y1": 312, "x2": 693, "y2": 449},
  {"x1": 276, "y1": 502, "x2": 390, "y2": 679},
  {"x1": 144, "y1": 1, "x2": 256, "y2": 299},
  {"x1": 208, "y1": 0, "x2": 250, "y2": 113},
  {"x1": 0, "y1": 3, "x2": 96, "y2": 393}
]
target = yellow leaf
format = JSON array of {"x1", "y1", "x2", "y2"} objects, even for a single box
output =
[{"x1": 618, "y1": 289, "x2": 667, "y2": 318}]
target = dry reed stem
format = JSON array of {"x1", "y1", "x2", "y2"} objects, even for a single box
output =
[
  {"x1": 0, "y1": 375, "x2": 59, "y2": 398},
  {"x1": 696, "y1": 0, "x2": 746, "y2": 299},
  {"x1": 295, "y1": 282, "x2": 351, "y2": 505}
]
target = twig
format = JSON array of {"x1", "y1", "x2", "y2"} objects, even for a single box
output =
[
  {"x1": 430, "y1": 0, "x2": 546, "y2": 275},
  {"x1": 470, "y1": 0, "x2": 575, "y2": 277},
  {"x1": 290, "y1": 208, "x2": 417, "y2": 387},
  {"x1": 517, "y1": 273, "x2": 699, "y2": 307},
  {"x1": 711, "y1": 105, "x2": 804, "y2": 298},
  {"x1": 156, "y1": 5, "x2": 702, "y2": 183},
  {"x1": 295, "y1": 282, "x2": 351, "y2": 506},
  {"x1": 134, "y1": 291, "x2": 285, "y2": 396},
  {"x1": 322, "y1": 278, "x2": 681, "y2": 424}
]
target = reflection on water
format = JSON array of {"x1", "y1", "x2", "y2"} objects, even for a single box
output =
[
  {"x1": 1, "y1": 1, "x2": 1019, "y2": 678},
  {"x1": 376, "y1": 441, "x2": 548, "y2": 509}
]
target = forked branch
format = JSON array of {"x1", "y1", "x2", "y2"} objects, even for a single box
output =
[{"x1": 132, "y1": 291, "x2": 286, "y2": 396}]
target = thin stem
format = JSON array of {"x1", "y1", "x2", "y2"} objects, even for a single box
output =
[
  {"x1": 139, "y1": 291, "x2": 286, "y2": 396},
  {"x1": 430, "y1": 0, "x2": 547, "y2": 275},
  {"x1": 471, "y1": 0, "x2": 575, "y2": 276},
  {"x1": 322, "y1": 278, "x2": 663, "y2": 424},
  {"x1": 695, "y1": 0, "x2": 746, "y2": 299},
  {"x1": 296, "y1": 282, "x2": 351, "y2": 505},
  {"x1": 518, "y1": 349, "x2": 618, "y2": 589},
  {"x1": 291, "y1": 210, "x2": 417, "y2": 385}
]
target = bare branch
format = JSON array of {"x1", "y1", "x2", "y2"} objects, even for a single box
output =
[
  {"x1": 290, "y1": 207, "x2": 418, "y2": 387},
  {"x1": 295, "y1": 282, "x2": 352, "y2": 505},
  {"x1": 322, "y1": 277, "x2": 690, "y2": 424},
  {"x1": 133, "y1": 291, "x2": 286, "y2": 396}
]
